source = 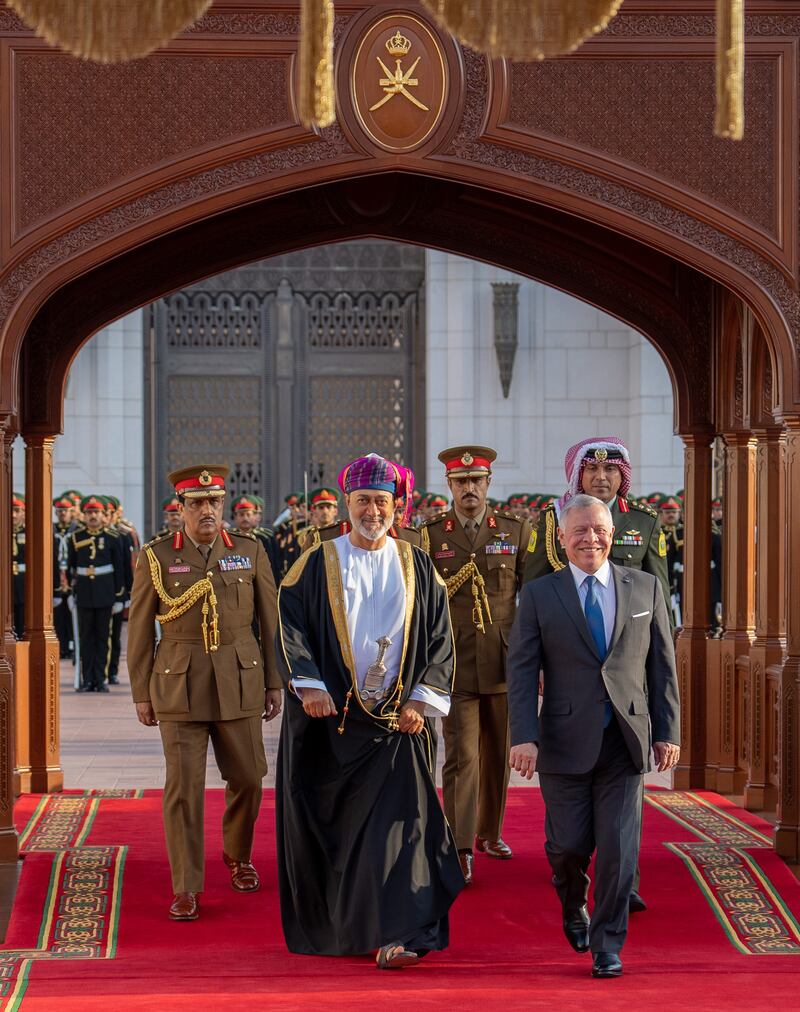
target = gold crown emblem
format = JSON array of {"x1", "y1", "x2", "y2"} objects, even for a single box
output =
[
  {"x1": 461, "y1": 452, "x2": 474, "y2": 466},
  {"x1": 386, "y1": 29, "x2": 411, "y2": 56},
  {"x1": 593, "y1": 448, "x2": 608, "y2": 462},
  {"x1": 199, "y1": 469, "x2": 212, "y2": 485}
]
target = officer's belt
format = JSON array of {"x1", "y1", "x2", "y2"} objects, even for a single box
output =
[
  {"x1": 76, "y1": 564, "x2": 114, "y2": 576},
  {"x1": 158, "y1": 630, "x2": 253, "y2": 646}
]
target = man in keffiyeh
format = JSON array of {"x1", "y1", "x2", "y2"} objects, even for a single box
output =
[{"x1": 275, "y1": 452, "x2": 463, "y2": 969}]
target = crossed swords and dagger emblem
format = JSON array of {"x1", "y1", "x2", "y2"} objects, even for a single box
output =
[{"x1": 369, "y1": 29, "x2": 430, "y2": 113}]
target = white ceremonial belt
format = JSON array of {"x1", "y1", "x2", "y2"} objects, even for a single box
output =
[
  {"x1": 77, "y1": 564, "x2": 113, "y2": 577},
  {"x1": 14, "y1": 564, "x2": 25, "y2": 573}
]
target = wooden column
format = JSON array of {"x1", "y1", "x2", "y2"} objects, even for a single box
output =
[
  {"x1": 776, "y1": 418, "x2": 800, "y2": 861},
  {"x1": 674, "y1": 431, "x2": 713, "y2": 788},
  {"x1": 717, "y1": 433, "x2": 756, "y2": 794},
  {"x1": 746, "y1": 427, "x2": 784, "y2": 811},
  {"x1": 0, "y1": 417, "x2": 19, "y2": 862},
  {"x1": 23, "y1": 434, "x2": 62, "y2": 793}
]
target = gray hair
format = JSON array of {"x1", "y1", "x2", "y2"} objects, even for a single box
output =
[{"x1": 559, "y1": 494, "x2": 613, "y2": 529}]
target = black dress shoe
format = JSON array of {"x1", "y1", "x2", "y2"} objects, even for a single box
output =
[
  {"x1": 592, "y1": 951, "x2": 623, "y2": 978},
  {"x1": 458, "y1": 850, "x2": 473, "y2": 885},
  {"x1": 96, "y1": 684, "x2": 109, "y2": 693},
  {"x1": 628, "y1": 890, "x2": 647, "y2": 913},
  {"x1": 108, "y1": 676, "x2": 120, "y2": 685},
  {"x1": 563, "y1": 904, "x2": 590, "y2": 953}
]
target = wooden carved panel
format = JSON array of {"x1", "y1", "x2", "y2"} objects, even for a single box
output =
[
  {"x1": 14, "y1": 53, "x2": 290, "y2": 232},
  {"x1": 505, "y1": 56, "x2": 778, "y2": 235}
]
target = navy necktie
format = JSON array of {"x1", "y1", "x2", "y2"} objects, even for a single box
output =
[{"x1": 584, "y1": 575, "x2": 612, "y2": 727}]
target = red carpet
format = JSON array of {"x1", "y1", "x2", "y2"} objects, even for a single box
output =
[{"x1": 2, "y1": 788, "x2": 800, "y2": 1011}]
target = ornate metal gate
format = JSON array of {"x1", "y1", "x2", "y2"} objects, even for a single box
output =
[{"x1": 145, "y1": 241, "x2": 425, "y2": 534}]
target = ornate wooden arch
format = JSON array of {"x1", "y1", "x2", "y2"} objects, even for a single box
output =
[{"x1": 2, "y1": 0, "x2": 800, "y2": 869}]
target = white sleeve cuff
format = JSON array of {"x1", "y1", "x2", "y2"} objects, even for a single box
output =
[
  {"x1": 291, "y1": 677, "x2": 328, "y2": 699},
  {"x1": 410, "y1": 684, "x2": 451, "y2": 717}
]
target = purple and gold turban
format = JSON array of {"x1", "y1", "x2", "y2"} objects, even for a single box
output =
[{"x1": 338, "y1": 453, "x2": 415, "y2": 526}]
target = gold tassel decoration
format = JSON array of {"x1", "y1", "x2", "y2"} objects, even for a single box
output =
[
  {"x1": 715, "y1": 0, "x2": 744, "y2": 140},
  {"x1": 298, "y1": 0, "x2": 336, "y2": 130},
  {"x1": 420, "y1": 1, "x2": 624, "y2": 62},
  {"x1": 7, "y1": 0, "x2": 212, "y2": 63}
]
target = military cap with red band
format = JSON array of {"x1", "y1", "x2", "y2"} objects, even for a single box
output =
[
  {"x1": 438, "y1": 444, "x2": 497, "y2": 477},
  {"x1": 168, "y1": 464, "x2": 229, "y2": 498},
  {"x1": 12, "y1": 493, "x2": 25, "y2": 508},
  {"x1": 161, "y1": 495, "x2": 181, "y2": 512},
  {"x1": 310, "y1": 488, "x2": 338, "y2": 506},
  {"x1": 232, "y1": 495, "x2": 257, "y2": 512},
  {"x1": 53, "y1": 496, "x2": 73, "y2": 509},
  {"x1": 80, "y1": 496, "x2": 106, "y2": 511},
  {"x1": 660, "y1": 495, "x2": 682, "y2": 510}
]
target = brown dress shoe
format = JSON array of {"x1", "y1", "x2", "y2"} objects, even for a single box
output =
[
  {"x1": 169, "y1": 892, "x2": 199, "y2": 920},
  {"x1": 458, "y1": 849, "x2": 474, "y2": 885},
  {"x1": 223, "y1": 851, "x2": 260, "y2": 892},
  {"x1": 475, "y1": 836, "x2": 513, "y2": 859}
]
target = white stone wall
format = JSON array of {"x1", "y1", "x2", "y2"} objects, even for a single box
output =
[
  {"x1": 11, "y1": 253, "x2": 683, "y2": 529},
  {"x1": 424, "y1": 250, "x2": 684, "y2": 499},
  {"x1": 13, "y1": 310, "x2": 146, "y2": 535}
]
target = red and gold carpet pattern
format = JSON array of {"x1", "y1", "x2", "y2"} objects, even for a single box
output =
[{"x1": 1, "y1": 788, "x2": 798, "y2": 1010}]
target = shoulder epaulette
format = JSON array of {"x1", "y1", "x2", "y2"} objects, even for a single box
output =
[
  {"x1": 142, "y1": 531, "x2": 172, "y2": 550},
  {"x1": 106, "y1": 527, "x2": 121, "y2": 538},
  {"x1": 628, "y1": 498, "x2": 658, "y2": 518},
  {"x1": 420, "y1": 511, "x2": 448, "y2": 528},
  {"x1": 495, "y1": 508, "x2": 524, "y2": 523},
  {"x1": 230, "y1": 529, "x2": 257, "y2": 540}
]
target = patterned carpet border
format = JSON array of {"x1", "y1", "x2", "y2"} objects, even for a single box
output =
[
  {"x1": 665, "y1": 842, "x2": 800, "y2": 956},
  {"x1": 18, "y1": 791, "x2": 143, "y2": 854},
  {"x1": 645, "y1": 790, "x2": 773, "y2": 847},
  {"x1": 0, "y1": 845, "x2": 126, "y2": 1011}
]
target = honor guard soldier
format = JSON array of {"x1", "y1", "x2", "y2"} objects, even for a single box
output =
[
  {"x1": 523, "y1": 435, "x2": 670, "y2": 913},
  {"x1": 127, "y1": 464, "x2": 281, "y2": 922},
  {"x1": 154, "y1": 494, "x2": 184, "y2": 541},
  {"x1": 53, "y1": 495, "x2": 78, "y2": 659},
  {"x1": 274, "y1": 492, "x2": 306, "y2": 580},
  {"x1": 658, "y1": 495, "x2": 684, "y2": 627},
  {"x1": 231, "y1": 494, "x2": 260, "y2": 535},
  {"x1": 11, "y1": 494, "x2": 26, "y2": 638},
  {"x1": 710, "y1": 497, "x2": 723, "y2": 632},
  {"x1": 232, "y1": 493, "x2": 283, "y2": 599},
  {"x1": 308, "y1": 487, "x2": 339, "y2": 529},
  {"x1": 104, "y1": 495, "x2": 134, "y2": 686},
  {"x1": 422, "y1": 446, "x2": 531, "y2": 885},
  {"x1": 68, "y1": 496, "x2": 126, "y2": 691}
]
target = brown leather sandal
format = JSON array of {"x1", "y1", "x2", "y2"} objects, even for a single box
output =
[{"x1": 376, "y1": 943, "x2": 420, "y2": 969}]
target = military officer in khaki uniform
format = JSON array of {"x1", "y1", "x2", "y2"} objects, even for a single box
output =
[
  {"x1": 127, "y1": 464, "x2": 281, "y2": 922},
  {"x1": 422, "y1": 446, "x2": 531, "y2": 885}
]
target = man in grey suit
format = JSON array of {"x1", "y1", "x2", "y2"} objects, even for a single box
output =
[{"x1": 506, "y1": 494, "x2": 680, "y2": 978}]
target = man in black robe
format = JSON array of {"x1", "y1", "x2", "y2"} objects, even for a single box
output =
[{"x1": 276, "y1": 453, "x2": 464, "y2": 968}]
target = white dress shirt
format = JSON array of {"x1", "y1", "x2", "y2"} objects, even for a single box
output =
[
  {"x1": 569, "y1": 559, "x2": 616, "y2": 647},
  {"x1": 291, "y1": 535, "x2": 450, "y2": 715}
]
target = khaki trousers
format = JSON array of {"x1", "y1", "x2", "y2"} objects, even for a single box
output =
[
  {"x1": 159, "y1": 715, "x2": 267, "y2": 892},
  {"x1": 442, "y1": 691, "x2": 511, "y2": 851}
]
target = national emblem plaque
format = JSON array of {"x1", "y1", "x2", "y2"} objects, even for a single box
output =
[{"x1": 349, "y1": 13, "x2": 449, "y2": 153}]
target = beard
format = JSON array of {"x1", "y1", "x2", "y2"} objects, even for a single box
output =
[{"x1": 354, "y1": 514, "x2": 393, "y2": 541}]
